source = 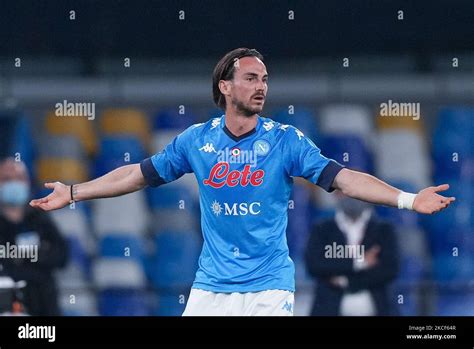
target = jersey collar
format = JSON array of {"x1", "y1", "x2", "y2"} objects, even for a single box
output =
[{"x1": 221, "y1": 114, "x2": 261, "y2": 142}]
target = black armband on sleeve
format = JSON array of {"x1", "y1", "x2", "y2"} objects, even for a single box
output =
[
  {"x1": 316, "y1": 160, "x2": 345, "y2": 192},
  {"x1": 140, "y1": 158, "x2": 167, "y2": 187}
]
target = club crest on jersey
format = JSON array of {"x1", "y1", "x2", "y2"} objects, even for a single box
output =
[
  {"x1": 252, "y1": 140, "x2": 271, "y2": 156},
  {"x1": 203, "y1": 162, "x2": 265, "y2": 188}
]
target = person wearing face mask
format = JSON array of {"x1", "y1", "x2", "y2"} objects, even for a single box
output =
[
  {"x1": 305, "y1": 192, "x2": 399, "y2": 316},
  {"x1": 0, "y1": 157, "x2": 68, "y2": 316}
]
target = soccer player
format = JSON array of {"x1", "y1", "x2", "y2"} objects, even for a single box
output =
[{"x1": 30, "y1": 48, "x2": 455, "y2": 316}]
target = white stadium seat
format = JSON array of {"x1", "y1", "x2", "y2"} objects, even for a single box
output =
[
  {"x1": 60, "y1": 289, "x2": 97, "y2": 316},
  {"x1": 320, "y1": 104, "x2": 374, "y2": 139},
  {"x1": 92, "y1": 191, "x2": 150, "y2": 236},
  {"x1": 50, "y1": 207, "x2": 95, "y2": 254},
  {"x1": 375, "y1": 130, "x2": 431, "y2": 188},
  {"x1": 92, "y1": 258, "x2": 146, "y2": 289}
]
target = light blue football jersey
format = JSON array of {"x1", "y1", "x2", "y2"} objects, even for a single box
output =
[{"x1": 141, "y1": 115, "x2": 343, "y2": 292}]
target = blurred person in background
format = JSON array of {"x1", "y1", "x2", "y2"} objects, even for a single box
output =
[
  {"x1": 0, "y1": 157, "x2": 68, "y2": 316},
  {"x1": 0, "y1": 264, "x2": 27, "y2": 315},
  {"x1": 305, "y1": 193, "x2": 399, "y2": 316}
]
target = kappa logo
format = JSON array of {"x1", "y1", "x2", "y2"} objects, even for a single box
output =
[
  {"x1": 282, "y1": 301, "x2": 294, "y2": 314},
  {"x1": 263, "y1": 121, "x2": 275, "y2": 131},
  {"x1": 199, "y1": 143, "x2": 217, "y2": 153},
  {"x1": 295, "y1": 128, "x2": 304, "y2": 140},
  {"x1": 210, "y1": 117, "x2": 222, "y2": 129},
  {"x1": 278, "y1": 124, "x2": 304, "y2": 140}
]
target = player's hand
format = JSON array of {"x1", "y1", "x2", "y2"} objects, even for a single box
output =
[
  {"x1": 364, "y1": 245, "x2": 380, "y2": 268},
  {"x1": 29, "y1": 182, "x2": 71, "y2": 211},
  {"x1": 329, "y1": 276, "x2": 348, "y2": 289},
  {"x1": 413, "y1": 184, "x2": 455, "y2": 214}
]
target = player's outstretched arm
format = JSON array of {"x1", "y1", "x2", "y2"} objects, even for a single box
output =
[
  {"x1": 332, "y1": 168, "x2": 456, "y2": 214},
  {"x1": 29, "y1": 164, "x2": 146, "y2": 211}
]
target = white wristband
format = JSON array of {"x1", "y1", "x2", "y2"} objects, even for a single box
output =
[{"x1": 397, "y1": 191, "x2": 417, "y2": 210}]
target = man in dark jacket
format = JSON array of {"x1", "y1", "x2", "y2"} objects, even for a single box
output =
[
  {"x1": 305, "y1": 194, "x2": 399, "y2": 316},
  {"x1": 0, "y1": 158, "x2": 68, "y2": 316}
]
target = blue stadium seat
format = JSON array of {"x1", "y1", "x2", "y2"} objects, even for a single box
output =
[
  {"x1": 208, "y1": 109, "x2": 224, "y2": 119},
  {"x1": 155, "y1": 292, "x2": 187, "y2": 316},
  {"x1": 432, "y1": 133, "x2": 472, "y2": 178},
  {"x1": 311, "y1": 207, "x2": 337, "y2": 224},
  {"x1": 287, "y1": 182, "x2": 312, "y2": 261},
  {"x1": 397, "y1": 255, "x2": 425, "y2": 283},
  {"x1": 95, "y1": 136, "x2": 147, "y2": 177},
  {"x1": 436, "y1": 289, "x2": 474, "y2": 316},
  {"x1": 66, "y1": 236, "x2": 91, "y2": 277},
  {"x1": 294, "y1": 257, "x2": 313, "y2": 287},
  {"x1": 375, "y1": 205, "x2": 420, "y2": 229},
  {"x1": 272, "y1": 107, "x2": 319, "y2": 141},
  {"x1": 435, "y1": 107, "x2": 473, "y2": 136},
  {"x1": 0, "y1": 111, "x2": 35, "y2": 177},
  {"x1": 433, "y1": 253, "x2": 473, "y2": 283},
  {"x1": 99, "y1": 234, "x2": 147, "y2": 262},
  {"x1": 12, "y1": 116, "x2": 35, "y2": 174},
  {"x1": 420, "y1": 179, "x2": 472, "y2": 238},
  {"x1": 147, "y1": 231, "x2": 201, "y2": 291},
  {"x1": 433, "y1": 107, "x2": 474, "y2": 178},
  {"x1": 375, "y1": 180, "x2": 420, "y2": 228},
  {"x1": 320, "y1": 134, "x2": 373, "y2": 172},
  {"x1": 391, "y1": 283, "x2": 419, "y2": 316},
  {"x1": 98, "y1": 289, "x2": 151, "y2": 316},
  {"x1": 146, "y1": 184, "x2": 197, "y2": 210},
  {"x1": 427, "y1": 227, "x2": 468, "y2": 257},
  {"x1": 153, "y1": 108, "x2": 197, "y2": 130}
]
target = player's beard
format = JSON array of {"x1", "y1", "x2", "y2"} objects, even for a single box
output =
[{"x1": 231, "y1": 97, "x2": 263, "y2": 117}]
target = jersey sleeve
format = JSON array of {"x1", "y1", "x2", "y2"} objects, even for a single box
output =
[
  {"x1": 140, "y1": 126, "x2": 194, "y2": 187},
  {"x1": 283, "y1": 126, "x2": 344, "y2": 192}
]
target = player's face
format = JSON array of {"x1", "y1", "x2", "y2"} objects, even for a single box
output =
[{"x1": 229, "y1": 57, "x2": 268, "y2": 116}]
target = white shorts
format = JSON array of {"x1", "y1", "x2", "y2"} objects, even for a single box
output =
[{"x1": 182, "y1": 288, "x2": 294, "y2": 316}]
